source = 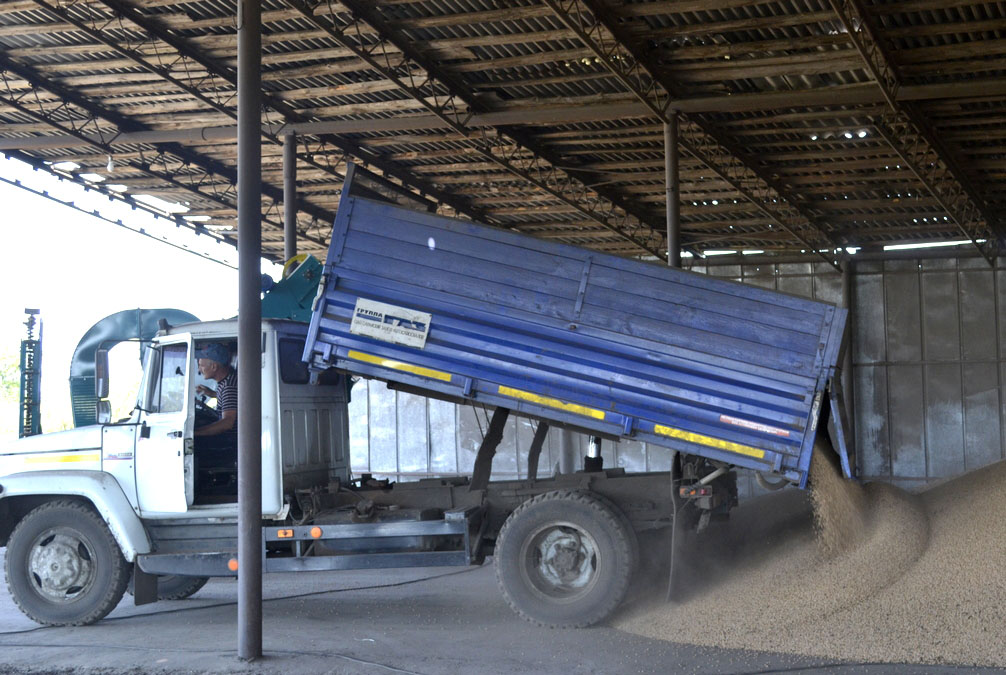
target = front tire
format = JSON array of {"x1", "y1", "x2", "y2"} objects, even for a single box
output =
[
  {"x1": 4, "y1": 500, "x2": 130, "y2": 626},
  {"x1": 494, "y1": 490, "x2": 635, "y2": 628}
]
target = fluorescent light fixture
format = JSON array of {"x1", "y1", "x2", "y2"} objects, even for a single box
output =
[
  {"x1": 883, "y1": 239, "x2": 979, "y2": 251},
  {"x1": 742, "y1": 250, "x2": 764, "y2": 255},
  {"x1": 703, "y1": 250, "x2": 737, "y2": 256},
  {"x1": 845, "y1": 246, "x2": 860, "y2": 255},
  {"x1": 681, "y1": 251, "x2": 694, "y2": 258},
  {"x1": 134, "y1": 194, "x2": 190, "y2": 214}
]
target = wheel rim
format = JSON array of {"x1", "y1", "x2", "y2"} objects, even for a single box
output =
[
  {"x1": 27, "y1": 527, "x2": 97, "y2": 603},
  {"x1": 520, "y1": 522, "x2": 600, "y2": 601}
]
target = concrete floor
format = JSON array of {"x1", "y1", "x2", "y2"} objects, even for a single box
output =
[{"x1": 0, "y1": 550, "x2": 992, "y2": 675}]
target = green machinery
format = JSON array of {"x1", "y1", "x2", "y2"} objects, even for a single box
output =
[{"x1": 18, "y1": 309, "x2": 42, "y2": 438}]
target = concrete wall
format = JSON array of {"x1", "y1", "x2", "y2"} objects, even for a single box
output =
[{"x1": 346, "y1": 256, "x2": 1006, "y2": 497}]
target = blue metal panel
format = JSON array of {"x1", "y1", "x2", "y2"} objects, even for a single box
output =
[{"x1": 305, "y1": 172, "x2": 848, "y2": 487}]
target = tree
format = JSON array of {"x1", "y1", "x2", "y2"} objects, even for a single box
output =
[{"x1": 0, "y1": 348, "x2": 18, "y2": 404}]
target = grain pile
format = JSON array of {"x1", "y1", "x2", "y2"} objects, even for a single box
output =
[{"x1": 616, "y1": 453, "x2": 1006, "y2": 667}]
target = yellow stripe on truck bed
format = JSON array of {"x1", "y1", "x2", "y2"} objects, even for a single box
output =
[
  {"x1": 653, "y1": 424, "x2": 766, "y2": 460},
  {"x1": 347, "y1": 350, "x2": 452, "y2": 382},
  {"x1": 497, "y1": 386, "x2": 606, "y2": 420}
]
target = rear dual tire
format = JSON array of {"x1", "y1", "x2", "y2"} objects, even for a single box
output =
[{"x1": 494, "y1": 490, "x2": 636, "y2": 628}]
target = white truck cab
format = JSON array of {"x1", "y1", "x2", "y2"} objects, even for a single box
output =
[{"x1": 0, "y1": 318, "x2": 350, "y2": 625}]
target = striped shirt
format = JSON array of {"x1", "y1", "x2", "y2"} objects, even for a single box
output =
[{"x1": 215, "y1": 369, "x2": 238, "y2": 425}]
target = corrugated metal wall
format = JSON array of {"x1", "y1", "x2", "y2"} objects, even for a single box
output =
[
  {"x1": 850, "y1": 257, "x2": 1005, "y2": 490},
  {"x1": 346, "y1": 256, "x2": 1005, "y2": 497}
]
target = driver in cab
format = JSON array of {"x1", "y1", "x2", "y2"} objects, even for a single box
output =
[{"x1": 194, "y1": 343, "x2": 237, "y2": 439}]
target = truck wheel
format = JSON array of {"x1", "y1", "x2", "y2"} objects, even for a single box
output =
[
  {"x1": 4, "y1": 500, "x2": 130, "y2": 626},
  {"x1": 495, "y1": 490, "x2": 635, "y2": 628},
  {"x1": 128, "y1": 574, "x2": 209, "y2": 600}
]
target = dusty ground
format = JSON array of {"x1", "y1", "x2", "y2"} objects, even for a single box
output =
[{"x1": 615, "y1": 457, "x2": 1006, "y2": 668}]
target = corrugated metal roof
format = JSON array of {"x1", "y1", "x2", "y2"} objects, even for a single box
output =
[{"x1": 1, "y1": 0, "x2": 1003, "y2": 263}]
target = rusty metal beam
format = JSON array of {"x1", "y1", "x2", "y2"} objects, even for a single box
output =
[
  {"x1": 828, "y1": 0, "x2": 1001, "y2": 265},
  {"x1": 544, "y1": 0, "x2": 842, "y2": 270}
]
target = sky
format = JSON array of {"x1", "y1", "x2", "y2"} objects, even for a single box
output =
[{"x1": 0, "y1": 155, "x2": 283, "y2": 438}]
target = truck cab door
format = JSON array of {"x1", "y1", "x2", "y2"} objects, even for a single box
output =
[{"x1": 135, "y1": 336, "x2": 193, "y2": 513}]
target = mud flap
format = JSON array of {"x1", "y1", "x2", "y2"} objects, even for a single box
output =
[{"x1": 132, "y1": 563, "x2": 158, "y2": 606}]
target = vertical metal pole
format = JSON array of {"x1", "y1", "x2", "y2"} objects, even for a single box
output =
[
  {"x1": 283, "y1": 133, "x2": 297, "y2": 262},
  {"x1": 841, "y1": 261, "x2": 857, "y2": 472},
  {"x1": 664, "y1": 114, "x2": 681, "y2": 268},
  {"x1": 237, "y1": 0, "x2": 262, "y2": 661},
  {"x1": 558, "y1": 429, "x2": 576, "y2": 474}
]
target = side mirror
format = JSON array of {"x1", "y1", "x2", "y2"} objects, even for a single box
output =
[
  {"x1": 96, "y1": 400, "x2": 112, "y2": 425},
  {"x1": 95, "y1": 348, "x2": 110, "y2": 399}
]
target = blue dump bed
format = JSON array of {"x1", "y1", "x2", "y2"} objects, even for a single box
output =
[{"x1": 304, "y1": 171, "x2": 849, "y2": 488}]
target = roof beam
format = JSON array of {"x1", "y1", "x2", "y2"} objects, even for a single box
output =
[
  {"x1": 26, "y1": 0, "x2": 380, "y2": 228},
  {"x1": 8, "y1": 76, "x2": 1006, "y2": 152},
  {"x1": 544, "y1": 0, "x2": 842, "y2": 270},
  {"x1": 87, "y1": 0, "x2": 486, "y2": 223},
  {"x1": 827, "y1": 0, "x2": 1001, "y2": 264},
  {"x1": 0, "y1": 52, "x2": 323, "y2": 257},
  {"x1": 283, "y1": 0, "x2": 679, "y2": 259}
]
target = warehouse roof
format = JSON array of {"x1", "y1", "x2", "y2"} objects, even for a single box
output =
[{"x1": 1, "y1": 0, "x2": 1003, "y2": 267}]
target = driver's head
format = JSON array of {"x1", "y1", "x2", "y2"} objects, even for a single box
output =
[{"x1": 196, "y1": 343, "x2": 231, "y2": 380}]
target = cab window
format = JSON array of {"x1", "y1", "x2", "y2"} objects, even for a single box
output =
[{"x1": 151, "y1": 343, "x2": 187, "y2": 413}]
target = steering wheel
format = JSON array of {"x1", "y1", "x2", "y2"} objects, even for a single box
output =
[{"x1": 194, "y1": 395, "x2": 217, "y2": 427}]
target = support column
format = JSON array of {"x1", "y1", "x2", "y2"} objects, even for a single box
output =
[
  {"x1": 236, "y1": 0, "x2": 262, "y2": 661},
  {"x1": 283, "y1": 133, "x2": 297, "y2": 262},
  {"x1": 841, "y1": 262, "x2": 857, "y2": 473},
  {"x1": 664, "y1": 114, "x2": 680, "y2": 268}
]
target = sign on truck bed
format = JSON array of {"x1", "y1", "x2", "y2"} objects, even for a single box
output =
[{"x1": 304, "y1": 166, "x2": 849, "y2": 488}]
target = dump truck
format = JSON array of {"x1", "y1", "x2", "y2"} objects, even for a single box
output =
[{"x1": 0, "y1": 165, "x2": 852, "y2": 628}]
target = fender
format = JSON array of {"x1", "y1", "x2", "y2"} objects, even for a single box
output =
[{"x1": 0, "y1": 470, "x2": 151, "y2": 562}]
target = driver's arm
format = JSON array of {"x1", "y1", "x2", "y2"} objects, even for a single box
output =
[
  {"x1": 196, "y1": 384, "x2": 218, "y2": 398},
  {"x1": 194, "y1": 409, "x2": 236, "y2": 437}
]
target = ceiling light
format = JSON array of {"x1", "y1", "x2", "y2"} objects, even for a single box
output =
[{"x1": 883, "y1": 239, "x2": 978, "y2": 251}]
